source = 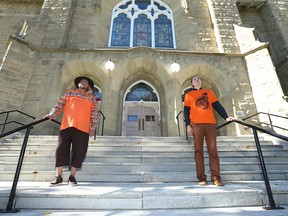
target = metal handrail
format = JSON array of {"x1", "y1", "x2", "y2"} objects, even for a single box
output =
[
  {"x1": 0, "y1": 118, "x2": 60, "y2": 139},
  {"x1": 0, "y1": 110, "x2": 35, "y2": 134},
  {"x1": 94, "y1": 111, "x2": 105, "y2": 140},
  {"x1": 0, "y1": 117, "x2": 61, "y2": 213},
  {"x1": 178, "y1": 111, "x2": 288, "y2": 140},
  {"x1": 98, "y1": 111, "x2": 105, "y2": 136},
  {"x1": 176, "y1": 111, "x2": 182, "y2": 137},
  {"x1": 217, "y1": 119, "x2": 287, "y2": 210},
  {"x1": 0, "y1": 121, "x2": 25, "y2": 127},
  {"x1": 0, "y1": 110, "x2": 35, "y2": 118},
  {"x1": 242, "y1": 112, "x2": 288, "y2": 132}
]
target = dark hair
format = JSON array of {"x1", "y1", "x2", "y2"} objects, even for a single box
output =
[
  {"x1": 191, "y1": 75, "x2": 200, "y2": 83},
  {"x1": 74, "y1": 76, "x2": 94, "y2": 89}
]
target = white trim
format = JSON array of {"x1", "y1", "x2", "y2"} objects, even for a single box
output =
[
  {"x1": 93, "y1": 84, "x2": 102, "y2": 93},
  {"x1": 123, "y1": 80, "x2": 160, "y2": 103}
]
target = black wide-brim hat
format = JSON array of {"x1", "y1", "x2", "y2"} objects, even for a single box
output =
[{"x1": 74, "y1": 76, "x2": 94, "y2": 89}]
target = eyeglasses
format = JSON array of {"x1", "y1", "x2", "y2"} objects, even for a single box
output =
[{"x1": 79, "y1": 80, "x2": 89, "y2": 84}]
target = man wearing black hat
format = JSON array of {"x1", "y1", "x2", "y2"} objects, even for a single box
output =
[{"x1": 45, "y1": 76, "x2": 98, "y2": 186}]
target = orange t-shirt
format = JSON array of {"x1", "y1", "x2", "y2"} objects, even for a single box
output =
[
  {"x1": 184, "y1": 89, "x2": 218, "y2": 124},
  {"x1": 49, "y1": 89, "x2": 98, "y2": 134}
]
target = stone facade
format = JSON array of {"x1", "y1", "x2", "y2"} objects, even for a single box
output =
[{"x1": 0, "y1": 0, "x2": 288, "y2": 136}]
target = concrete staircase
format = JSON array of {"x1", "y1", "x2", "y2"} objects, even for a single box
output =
[{"x1": 0, "y1": 135, "x2": 288, "y2": 210}]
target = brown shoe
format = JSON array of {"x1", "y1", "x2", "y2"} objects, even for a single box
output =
[
  {"x1": 198, "y1": 181, "x2": 208, "y2": 186},
  {"x1": 49, "y1": 175, "x2": 63, "y2": 187},
  {"x1": 213, "y1": 179, "x2": 225, "y2": 186},
  {"x1": 68, "y1": 175, "x2": 77, "y2": 187}
]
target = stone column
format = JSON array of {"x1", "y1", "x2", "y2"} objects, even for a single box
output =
[
  {"x1": 0, "y1": 38, "x2": 38, "y2": 127},
  {"x1": 39, "y1": 0, "x2": 75, "y2": 48},
  {"x1": 261, "y1": 1, "x2": 288, "y2": 93},
  {"x1": 207, "y1": 0, "x2": 242, "y2": 53},
  {"x1": 235, "y1": 25, "x2": 288, "y2": 135}
]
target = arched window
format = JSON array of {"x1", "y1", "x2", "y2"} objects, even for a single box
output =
[
  {"x1": 92, "y1": 85, "x2": 102, "y2": 102},
  {"x1": 109, "y1": 0, "x2": 176, "y2": 49},
  {"x1": 125, "y1": 82, "x2": 158, "y2": 102}
]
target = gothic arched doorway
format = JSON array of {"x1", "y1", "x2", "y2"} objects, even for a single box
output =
[{"x1": 122, "y1": 80, "x2": 161, "y2": 136}]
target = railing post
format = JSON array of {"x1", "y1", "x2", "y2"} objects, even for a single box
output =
[
  {"x1": 267, "y1": 114, "x2": 274, "y2": 132},
  {"x1": 252, "y1": 128, "x2": 283, "y2": 210},
  {"x1": 101, "y1": 115, "x2": 105, "y2": 136},
  {"x1": 1, "y1": 112, "x2": 9, "y2": 134},
  {"x1": 94, "y1": 111, "x2": 105, "y2": 140},
  {"x1": 3, "y1": 127, "x2": 31, "y2": 213},
  {"x1": 176, "y1": 117, "x2": 180, "y2": 137},
  {"x1": 94, "y1": 128, "x2": 97, "y2": 141},
  {"x1": 176, "y1": 111, "x2": 182, "y2": 137}
]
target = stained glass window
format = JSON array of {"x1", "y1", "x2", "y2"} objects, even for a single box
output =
[
  {"x1": 135, "y1": 0, "x2": 149, "y2": 10},
  {"x1": 110, "y1": 13, "x2": 130, "y2": 47},
  {"x1": 126, "y1": 83, "x2": 158, "y2": 101},
  {"x1": 154, "y1": 2, "x2": 166, "y2": 10},
  {"x1": 92, "y1": 87, "x2": 102, "y2": 101},
  {"x1": 155, "y1": 15, "x2": 173, "y2": 48},
  {"x1": 109, "y1": 0, "x2": 175, "y2": 48},
  {"x1": 134, "y1": 14, "x2": 151, "y2": 47},
  {"x1": 119, "y1": 1, "x2": 131, "y2": 9}
]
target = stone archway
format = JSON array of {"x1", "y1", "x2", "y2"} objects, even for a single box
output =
[{"x1": 122, "y1": 80, "x2": 161, "y2": 136}]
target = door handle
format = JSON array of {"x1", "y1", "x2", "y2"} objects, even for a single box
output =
[
  {"x1": 138, "y1": 119, "x2": 141, "y2": 130},
  {"x1": 142, "y1": 118, "x2": 144, "y2": 130}
]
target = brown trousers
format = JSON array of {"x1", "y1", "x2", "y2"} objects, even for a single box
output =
[
  {"x1": 55, "y1": 127, "x2": 89, "y2": 168},
  {"x1": 191, "y1": 123, "x2": 221, "y2": 181}
]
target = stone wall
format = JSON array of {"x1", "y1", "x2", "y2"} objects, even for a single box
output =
[
  {"x1": 174, "y1": 0, "x2": 218, "y2": 52},
  {"x1": 0, "y1": 1, "x2": 42, "y2": 61},
  {"x1": 207, "y1": 0, "x2": 242, "y2": 53},
  {"x1": 234, "y1": 24, "x2": 288, "y2": 135},
  {"x1": 0, "y1": 37, "x2": 38, "y2": 130},
  {"x1": 259, "y1": 1, "x2": 288, "y2": 93},
  {"x1": 265, "y1": 0, "x2": 288, "y2": 64},
  {"x1": 236, "y1": 1, "x2": 288, "y2": 135},
  {"x1": 65, "y1": 0, "x2": 111, "y2": 49},
  {"x1": 277, "y1": 59, "x2": 288, "y2": 94},
  {"x1": 40, "y1": 0, "x2": 75, "y2": 48}
]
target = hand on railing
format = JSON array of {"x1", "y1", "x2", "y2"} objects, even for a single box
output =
[
  {"x1": 226, "y1": 116, "x2": 236, "y2": 122},
  {"x1": 43, "y1": 114, "x2": 52, "y2": 120}
]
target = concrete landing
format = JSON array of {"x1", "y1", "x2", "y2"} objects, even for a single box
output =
[
  {"x1": 1, "y1": 181, "x2": 287, "y2": 212},
  {"x1": 1, "y1": 206, "x2": 288, "y2": 216}
]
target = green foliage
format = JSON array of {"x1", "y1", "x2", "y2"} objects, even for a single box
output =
[{"x1": 283, "y1": 93, "x2": 288, "y2": 103}]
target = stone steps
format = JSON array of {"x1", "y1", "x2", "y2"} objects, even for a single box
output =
[
  {"x1": 1, "y1": 170, "x2": 287, "y2": 182},
  {"x1": 0, "y1": 135, "x2": 287, "y2": 210},
  {"x1": 1, "y1": 160, "x2": 288, "y2": 174}
]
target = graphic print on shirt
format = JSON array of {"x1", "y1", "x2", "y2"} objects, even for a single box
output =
[{"x1": 195, "y1": 93, "x2": 209, "y2": 110}]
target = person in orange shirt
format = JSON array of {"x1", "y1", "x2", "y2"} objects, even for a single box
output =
[
  {"x1": 184, "y1": 76, "x2": 235, "y2": 186},
  {"x1": 45, "y1": 76, "x2": 98, "y2": 186}
]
